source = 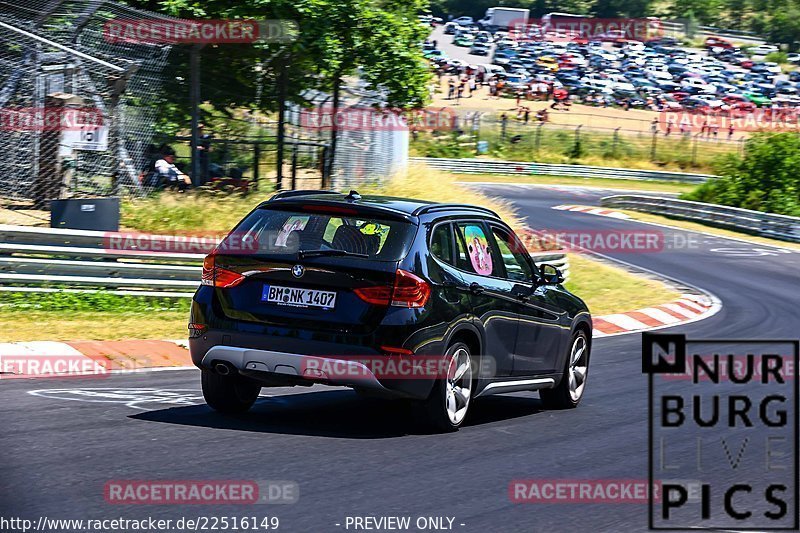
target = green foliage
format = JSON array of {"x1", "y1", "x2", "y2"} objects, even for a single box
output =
[
  {"x1": 121, "y1": 188, "x2": 275, "y2": 233},
  {"x1": 0, "y1": 291, "x2": 190, "y2": 313},
  {"x1": 765, "y1": 51, "x2": 789, "y2": 63},
  {"x1": 682, "y1": 133, "x2": 800, "y2": 216},
  {"x1": 126, "y1": 0, "x2": 432, "y2": 131}
]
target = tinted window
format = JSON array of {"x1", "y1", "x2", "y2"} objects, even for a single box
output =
[
  {"x1": 491, "y1": 226, "x2": 533, "y2": 282},
  {"x1": 220, "y1": 207, "x2": 415, "y2": 261},
  {"x1": 455, "y1": 222, "x2": 500, "y2": 277},
  {"x1": 430, "y1": 223, "x2": 454, "y2": 265}
]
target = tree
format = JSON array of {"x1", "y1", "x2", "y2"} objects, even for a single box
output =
[
  {"x1": 592, "y1": 0, "x2": 652, "y2": 18},
  {"x1": 683, "y1": 133, "x2": 800, "y2": 216}
]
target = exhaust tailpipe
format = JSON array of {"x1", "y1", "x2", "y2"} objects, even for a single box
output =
[{"x1": 214, "y1": 362, "x2": 232, "y2": 376}]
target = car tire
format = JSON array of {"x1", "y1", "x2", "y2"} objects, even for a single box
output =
[
  {"x1": 201, "y1": 369, "x2": 261, "y2": 414},
  {"x1": 540, "y1": 330, "x2": 589, "y2": 410},
  {"x1": 422, "y1": 342, "x2": 473, "y2": 432}
]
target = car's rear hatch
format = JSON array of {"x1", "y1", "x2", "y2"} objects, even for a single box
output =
[{"x1": 204, "y1": 202, "x2": 417, "y2": 335}]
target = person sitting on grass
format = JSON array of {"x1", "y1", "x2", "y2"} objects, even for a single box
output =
[{"x1": 153, "y1": 147, "x2": 191, "y2": 192}]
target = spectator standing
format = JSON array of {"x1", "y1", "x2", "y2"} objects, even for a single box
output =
[{"x1": 197, "y1": 123, "x2": 212, "y2": 185}]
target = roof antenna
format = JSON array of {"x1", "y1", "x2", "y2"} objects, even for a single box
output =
[{"x1": 345, "y1": 190, "x2": 362, "y2": 201}]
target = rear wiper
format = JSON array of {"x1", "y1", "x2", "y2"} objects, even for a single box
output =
[{"x1": 298, "y1": 249, "x2": 369, "y2": 259}]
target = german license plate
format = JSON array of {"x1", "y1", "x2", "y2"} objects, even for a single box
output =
[{"x1": 261, "y1": 284, "x2": 336, "y2": 309}]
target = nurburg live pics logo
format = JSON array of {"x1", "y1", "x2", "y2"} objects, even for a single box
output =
[{"x1": 643, "y1": 333, "x2": 799, "y2": 530}]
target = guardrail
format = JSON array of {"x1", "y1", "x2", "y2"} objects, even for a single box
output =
[
  {"x1": 660, "y1": 20, "x2": 767, "y2": 44},
  {"x1": 411, "y1": 157, "x2": 716, "y2": 184},
  {"x1": 600, "y1": 195, "x2": 800, "y2": 243},
  {"x1": 0, "y1": 224, "x2": 570, "y2": 295}
]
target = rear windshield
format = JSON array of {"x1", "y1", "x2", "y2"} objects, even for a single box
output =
[{"x1": 219, "y1": 206, "x2": 416, "y2": 262}]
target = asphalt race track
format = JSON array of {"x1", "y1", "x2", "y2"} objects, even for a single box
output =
[{"x1": 2, "y1": 183, "x2": 799, "y2": 532}]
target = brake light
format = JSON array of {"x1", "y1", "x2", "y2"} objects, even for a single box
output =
[
  {"x1": 301, "y1": 204, "x2": 358, "y2": 215},
  {"x1": 391, "y1": 269, "x2": 431, "y2": 308},
  {"x1": 201, "y1": 254, "x2": 245, "y2": 288},
  {"x1": 354, "y1": 269, "x2": 430, "y2": 308},
  {"x1": 353, "y1": 285, "x2": 392, "y2": 306}
]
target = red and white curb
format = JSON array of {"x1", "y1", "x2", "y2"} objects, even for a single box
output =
[
  {"x1": 553, "y1": 205, "x2": 630, "y2": 219},
  {"x1": 592, "y1": 293, "x2": 720, "y2": 338},
  {"x1": 0, "y1": 340, "x2": 193, "y2": 378},
  {"x1": 2, "y1": 295, "x2": 720, "y2": 377}
]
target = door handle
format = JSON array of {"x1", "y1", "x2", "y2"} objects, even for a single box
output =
[{"x1": 469, "y1": 282, "x2": 485, "y2": 294}]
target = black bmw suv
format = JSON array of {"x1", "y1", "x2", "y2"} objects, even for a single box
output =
[{"x1": 189, "y1": 190, "x2": 592, "y2": 431}]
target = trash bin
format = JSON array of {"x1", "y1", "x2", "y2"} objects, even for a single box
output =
[{"x1": 50, "y1": 197, "x2": 120, "y2": 231}]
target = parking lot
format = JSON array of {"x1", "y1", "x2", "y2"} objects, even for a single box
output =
[{"x1": 424, "y1": 21, "x2": 798, "y2": 121}]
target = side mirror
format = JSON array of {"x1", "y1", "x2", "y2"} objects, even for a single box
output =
[{"x1": 539, "y1": 263, "x2": 564, "y2": 285}]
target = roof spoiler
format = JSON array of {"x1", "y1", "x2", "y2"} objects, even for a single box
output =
[{"x1": 269, "y1": 190, "x2": 341, "y2": 201}]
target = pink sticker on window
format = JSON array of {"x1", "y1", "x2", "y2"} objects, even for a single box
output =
[{"x1": 464, "y1": 225, "x2": 493, "y2": 275}]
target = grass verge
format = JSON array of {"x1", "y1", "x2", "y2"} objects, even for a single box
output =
[
  {"x1": 0, "y1": 311, "x2": 189, "y2": 342},
  {"x1": 0, "y1": 293, "x2": 189, "y2": 342},
  {"x1": 0, "y1": 254, "x2": 681, "y2": 341},
  {"x1": 121, "y1": 188, "x2": 275, "y2": 234},
  {"x1": 120, "y1": 165, "x2": 524, "y2": 233},
  {"x1": 564, "y1": 254, "x2": 682, "y2": 316}
]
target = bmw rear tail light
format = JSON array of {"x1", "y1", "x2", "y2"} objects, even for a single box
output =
[
  {"x1": 201, "y1": 254, "x2": 245, "y2": 288},
  {"x1": 354, "y1": 269, "x2": 430, "y2": 308},
  {"x1": 390, "y1": 269, "x2": 431, "y2": 308}
]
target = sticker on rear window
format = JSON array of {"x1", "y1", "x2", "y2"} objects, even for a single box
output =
[
  {"x1": 275, "y1": 216, "x2": 308, "y2": 247},
  {"x1": 464, "y1": 225, "x2": 493, "y2": 276}
]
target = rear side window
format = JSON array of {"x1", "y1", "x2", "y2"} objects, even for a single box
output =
[
  {"x1": 455, "y1": 222, "x2": 499, "y2": 277},
  {"x1": 430, "y1": 223, "x2": 454, "y2": 265},
  {"x1": 221, "y1": 207, "x2": 415, "y2": 261}
]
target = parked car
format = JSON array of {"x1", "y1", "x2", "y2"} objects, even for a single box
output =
[
  {"x1": 748, "y1": 44, "x2": 779, "y2": 57},
  {"x1": 705, "y1": 37, "x2": 733, "y2": 49},
  {"x1": 190, "y1": 191, "x2": 593, "y2": 431},
  {"x1": 444, "y1": 22, "x2": 461, "y2": 35},
  {"x1": 743, "y1": 91, "x2": 772, "y2": 106},
  {"x1": 451, "y1": 16, "x2": 474, "y2": 26},
  {"x1": 470, "y1": 43, "x2": 490, "y2": 56}
]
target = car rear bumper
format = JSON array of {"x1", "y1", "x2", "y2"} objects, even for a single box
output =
[{"x1": 199, "y1": 346, "x2": 434, "y2": 399}]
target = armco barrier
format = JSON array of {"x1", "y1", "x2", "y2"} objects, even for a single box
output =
[
  {"x1": 411, "y1": 157, "x2": 715, "y2": 184},
  {"x1": 0, "y1": 224, "x2": 569, "y2": 296},
  {"x1": 600, "y1": 195, "x2": 800, "y2": 243}
]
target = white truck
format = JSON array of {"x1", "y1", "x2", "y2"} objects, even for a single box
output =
[{"x1": 478, "y1": 7, "x2": 529, "y2": 30}]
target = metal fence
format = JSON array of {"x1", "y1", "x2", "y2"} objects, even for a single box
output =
[
  {"x1": 0, "y1": 0, "x2": 176, "y2": 203},
  {"x1": 412, "y1": 157, "x2": 716, "y2": 183},
  {"x1": 0, "y1": 224, "x2": 201, "y2": 297},
  {"x1": 412, "y1": 110, "x2": 744, "y2": 172},
  {"x1": 0, "y1": 223, "x2": 569, "y2": 296},
  {"x1": 601, "y1": 195, "x2": 800, "y2": 243}
]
